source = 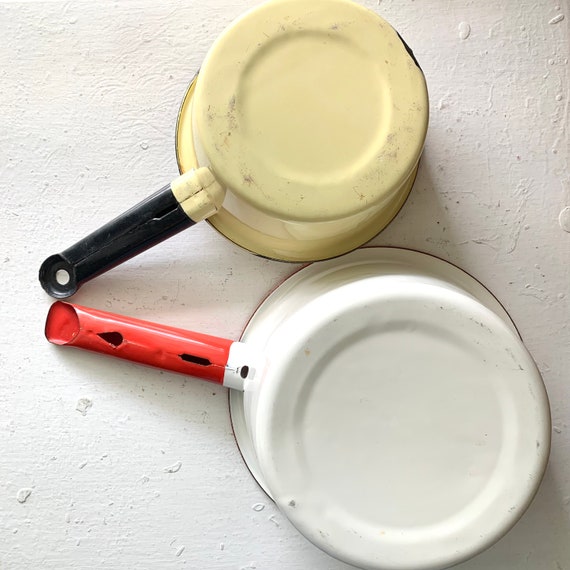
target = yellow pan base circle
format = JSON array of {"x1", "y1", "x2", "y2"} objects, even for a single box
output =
[{"x1": 176, "y1": 78, "x2": 418, "y2": 262}]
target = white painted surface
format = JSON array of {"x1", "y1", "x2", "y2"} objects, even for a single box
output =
[{"x1": 0, "y1": 0, "x2": 568, "y2": 569}]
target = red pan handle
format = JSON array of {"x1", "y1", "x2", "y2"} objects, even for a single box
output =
[{"x1": 45, "y1": 302, "x2": 254, "y2": 390}]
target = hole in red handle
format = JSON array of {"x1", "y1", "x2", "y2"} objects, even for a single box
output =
[
  {"x1": 179, "y1": 353, "x2": 211, "y2": 367},
  {"x1": 45, "y1": 302, "x2": 80, "y2": 345},
  {"x1": 97, "y1": 332, "x2": 124, "y2": 348}
]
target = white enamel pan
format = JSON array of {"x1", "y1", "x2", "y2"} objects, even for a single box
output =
[{"x1": 45, "y1": 248, "x2": 551, "y2": 570}]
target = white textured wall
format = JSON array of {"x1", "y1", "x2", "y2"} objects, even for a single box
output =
[{"x1": 0, "y1": 0, "x2": 568, "y2": 568}]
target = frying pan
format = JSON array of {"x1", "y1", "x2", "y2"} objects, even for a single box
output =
[
  {"x1": 38, "y1": 0, "x2": 428, "y2": 298},
  {"x1": 44, "y1": 248, "x2": 551, "y2": 570}
]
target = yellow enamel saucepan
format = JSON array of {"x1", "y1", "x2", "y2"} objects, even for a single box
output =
[{"x1": 39, "y1": 0, "x2": 428, "y2": 298}]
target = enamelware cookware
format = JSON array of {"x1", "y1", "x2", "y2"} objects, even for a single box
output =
[
  {"x1": 45, "y1": 248, "x2": 551, "y2": 570},
  {"x1": 39, "y1": 0, "x2": 428, "y2": 298}
]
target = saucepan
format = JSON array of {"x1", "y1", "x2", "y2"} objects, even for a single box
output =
[
  {"x1": 45, "y1": 248, "x2": 551, "y2": 570},
  {"x1": 38, "y1": 0, "x2": 428, "y2": 298}
]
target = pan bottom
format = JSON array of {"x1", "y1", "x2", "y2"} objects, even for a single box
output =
[{"x1": 228, "y1": 246, "x2": 520, "y2": 500}]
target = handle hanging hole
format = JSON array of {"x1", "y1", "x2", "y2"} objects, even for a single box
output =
[
  {"x1": 39, "y1": 254, "x2": 78, "y2": 298},
  {"x1": 55, "y1": 269, "x2": 71, "y2": 285}
]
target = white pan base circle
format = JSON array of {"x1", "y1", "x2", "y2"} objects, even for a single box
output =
[{"x1": 229, "y1": 248, "x2": 550, "y2": 570}]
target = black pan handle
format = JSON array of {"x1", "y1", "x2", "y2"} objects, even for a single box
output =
[{"x1": 39, "y1": 168, "x2": 225, "y2": 298}]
